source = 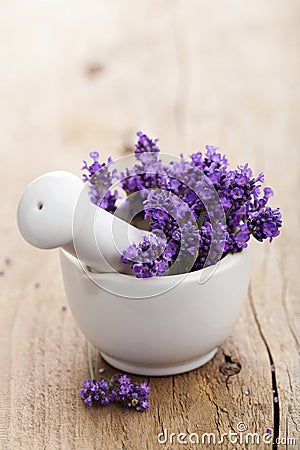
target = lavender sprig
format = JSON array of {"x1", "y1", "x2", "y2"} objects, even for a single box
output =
[
  {"x1": 82, "y1": 151, "x2": 119, "y2": 213},
  {"x1": 81, "y1": 132, "x2": 282, "y2": 278},
  {"x1": 80, "y1": 342, "x2": 150, "y2": 412}
]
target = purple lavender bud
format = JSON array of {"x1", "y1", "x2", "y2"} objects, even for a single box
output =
[
  {"x1": 263, "y1": 187, "x2": 273, "y2": 199},
  {"x1": 135, "y1": 131, "x2": 160, "y2": 155},
  {"x1": 89, "y1": 151, "x2": 100, "y2": 161},
  {"x1": 231, "y1": 187, "x2": 243, "y2": 200},
  {"x1": 83, "y1": 379, "x2": 93, "y2": 389},
  {"x1": 84, "y1": 396, "x2": 93, "y2": 406},
  {"x1": 119, "y1": 374, "x2": 131, "y2": 385},
  {"x1": 140, "y1": 382, "x2": 151, "y2": 395},
  {"x1": 136, "y1": 401, "x2": 150, "y2": 412},
  {"x1": 119, "y1": 384, "x2": 131, "y2": 398},
  {"x1": 99, "y1": 379, "x2": 109, "y2": 390}
]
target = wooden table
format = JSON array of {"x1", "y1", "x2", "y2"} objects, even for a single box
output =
[{"x1": 0, "y1": 1, "x2": 299, "y2": 448}]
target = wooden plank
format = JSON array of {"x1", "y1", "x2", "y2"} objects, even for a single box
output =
[{"x1": 0, "y1": 0, "x2": 299, "y2": 449}]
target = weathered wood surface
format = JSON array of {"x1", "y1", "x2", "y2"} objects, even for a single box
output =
[{"x1": 0, "y1": 0, "x2": 299, "y2": 449}]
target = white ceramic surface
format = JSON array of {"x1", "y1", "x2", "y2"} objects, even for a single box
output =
[
  {"x1": 17, "y1": 171, "x2": 148, "y2": 273},
  {"x1": 17, "y1": 171, "x2": 83, "y2": 249},
  {"x1": 60, "y1": 247, "x2": 250, "y2": 376}
]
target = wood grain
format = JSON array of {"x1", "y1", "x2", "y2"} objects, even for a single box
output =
[{"x1": 0, "y1": 0, "x2": 299, "y2": 449}]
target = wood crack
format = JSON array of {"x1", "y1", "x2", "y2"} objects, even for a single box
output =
[
  {"x1": 157, "y1": 406, "x2": 164, "y2": 433},
  {"x1": 286, "y1": 368, "x2": 299, "y2": 432},
  {"x1": 171, "y1": 376, "x2": 175, "y2": 410},
  {"x1": 249, "y1": 286, "x2": 280, "y2": 450}
]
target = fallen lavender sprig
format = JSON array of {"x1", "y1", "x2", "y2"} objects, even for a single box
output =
[{"x1": 80, "y1": 342, "x2": 150, "y2": 412}]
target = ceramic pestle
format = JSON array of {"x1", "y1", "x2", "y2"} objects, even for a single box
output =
[{"x1": 17, "y1": 171, "x2": 148, "y2": 273}]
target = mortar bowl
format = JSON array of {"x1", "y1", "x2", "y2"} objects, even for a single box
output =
[{"x1": 60, "y1": 248, "x2": 249, "y2": 376}]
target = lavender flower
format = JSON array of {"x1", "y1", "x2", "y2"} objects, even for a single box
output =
[
  {"x1": 121, "y1": 190, "x2": 200, "y2": 277},
  {"x1": 80, "y1": 378, "x2": 111, "y2": 406},
  {"x1": 125, "y1": 381, "x2": 151, "y2": 412},
  {"x1": 134, "y1": 131, "x2": 160, "y2": 159},
  {"x1": 80, "y1": 372, "x2": 150, "y2": 411},
  {"x1": 119, "y1": 131, "x2": 167, "y2": 197},
  {"x1": 248, "y1": 206, "x2": 282, "y2": 242},
  {"x1": 81, "y1": 132, "x2": 282, "y2": 277},
  {"x1": 82, "y1": 151, "x2": 119, "y2": 213},
  {"x1": 121, "y1": 233, "x2": 169, "y2": 278},
  {"x1": 80, "y1": 342, "x2": 150, "y2": 411}
]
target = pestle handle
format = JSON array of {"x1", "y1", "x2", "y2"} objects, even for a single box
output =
[
  {"x1": 17, "y1": 171, "x2": 83, "y2": 249},
  {"x1": 17, "y1": 171, "x2": 148, "y2": 274}
]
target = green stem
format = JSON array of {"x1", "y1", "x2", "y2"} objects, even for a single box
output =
[
  {"x1": 197, "y1": 210, "x2": 206, "y2": 228},
  {"x1": 87, "y1": 341, "x2": 95, "y2": 379},
  {"x1": 99, "y1": 373, "x2": 112, "y2": 383},
  {"x1": 225, "y1": 206, "x2": 233, "y2": 219}
]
